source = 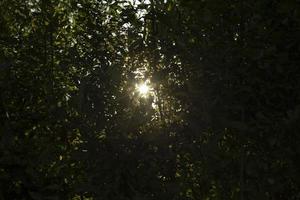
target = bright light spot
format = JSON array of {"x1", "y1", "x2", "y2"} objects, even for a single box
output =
[
  {"x1": 136, "y1": 81, "x2": 152, "y2": 98},
  {"x1": 138, "y1": 83, "x2": 149, "y2": 96}
]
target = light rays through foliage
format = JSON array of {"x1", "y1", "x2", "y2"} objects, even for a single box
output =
[{"x1": 0, "y1": 0, "x2": 299, "y2": 199}]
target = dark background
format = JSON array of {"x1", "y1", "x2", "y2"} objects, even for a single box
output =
[{"x1": 0, "y1": 0, "x2": 299, "y2": 199}]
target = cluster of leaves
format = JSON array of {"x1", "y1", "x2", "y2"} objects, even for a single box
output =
[{"x1": 0, "y1": 0, "x2": 299, "y2": 199}]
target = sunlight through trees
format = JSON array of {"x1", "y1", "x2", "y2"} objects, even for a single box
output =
[
  {"x1": 137, "y1": 81, "x2": 151, "y2": 97},
  {"x1": 0, "y1": 0, "x2": 299, "y2": 199}
]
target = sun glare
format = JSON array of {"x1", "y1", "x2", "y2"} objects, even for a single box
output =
[{"x1": 137, "y1": 82, "x2": 150, "y2": 97}]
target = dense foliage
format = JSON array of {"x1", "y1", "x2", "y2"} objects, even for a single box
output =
[{"x1": 1, "y1": 0, "x2": 299, "y2": 199}]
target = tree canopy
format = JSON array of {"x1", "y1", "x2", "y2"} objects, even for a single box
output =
[{"x1": 0, "y1": 0, "x2": 300, "y2": 199}]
